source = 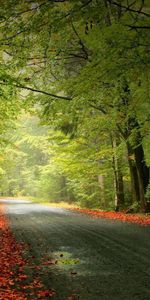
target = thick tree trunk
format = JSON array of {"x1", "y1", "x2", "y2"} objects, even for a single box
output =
[
  {"x1": 117, "y1": 80, "x2": 149, "y2": 212},
  {"x1": 126, "y1": 134, "x2": 149, "y2": 212},
  {"x1": 134, "y1": 143, "x2": 149, "y2": 212},
  {"x1": 134, "y1": 143, "x2": 149, "y2": 193},
  {"x1": 126, "y1": 142, "x2": 140, "y2": 204}
]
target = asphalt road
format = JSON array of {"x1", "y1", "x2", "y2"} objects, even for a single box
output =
[{"x1": 2, "y1": 199, "x2": 150, "y2": 300}]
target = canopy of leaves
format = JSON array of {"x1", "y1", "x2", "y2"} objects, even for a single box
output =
[{"x1": 0, "y1": 1, "x2": 150, "y2": 211}]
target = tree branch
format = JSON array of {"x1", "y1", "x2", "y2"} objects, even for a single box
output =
[
  {"x1": 0, "y1": 29, "x2": 28, "y2": 44},
  {"x1": 108, "y1": 0, "x2": 150, "y2": 17},
  {"x1": 0, "y1": 81, "x2": 72, "y2": 101},
  {"x1": 71, "y1": 23, "x2": 89, "y2": 60},
  {"x1": 80, "y1": 0, "x2": 93, "y2": 9},
  {"x1": 59, "y1": 0, "x2": 93, "y2": 21},
  {"x1": 125, "y1": 25, "x2": 150, "y2": 29},
  {"x1": 89, "y1": 103, "x2": 107, "y2": 114},
  {"x1": 14, "y1": 2, "x2": 48, "y2": 17}
]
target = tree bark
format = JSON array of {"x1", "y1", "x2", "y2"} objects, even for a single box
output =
[
  {"x1": 98, "y1": 174, "x2": 106, "y2": 208},
  {"x1": 134, "y1": 142, "x2": 149, "y2": 212},
  {"x1": 126, "y1": 142, "x2": 140, "y2": 205},
  {"x1": 111, "y1": 134, "x2": 125, "y2": 211},
  {"x1": 117, "y1": 80, "x2": 149, "y2": 212},
  {"x1": 125, "y1": 124, "x2": 149, "y2": 212}
]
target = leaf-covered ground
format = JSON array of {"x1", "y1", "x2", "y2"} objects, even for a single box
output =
[
  {"x1": 67, "y1": 208, "x2": 150, "y2": 226},
  {"x1": 1, "y1": 199, "x2": 150, "y2": 299},
  {"x1": 0, "y1": 204, "x2": 56, "y2": 299}
]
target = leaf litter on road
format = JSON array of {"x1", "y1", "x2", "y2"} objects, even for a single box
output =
[
  {"x1": 0, "y1": 204, "x2": 56, "y2": 299},
  {"x1": 68, "y1": 207, "x2": 150, "y2": 226}
]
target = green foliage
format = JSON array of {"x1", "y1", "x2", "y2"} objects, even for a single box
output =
[{"x1": 0, "y1": 1, "x2": 150, "y2": 210}]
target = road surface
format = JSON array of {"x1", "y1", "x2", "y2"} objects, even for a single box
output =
[{"x1": 1, "y1": 199, "x2": 150, "y2": 300}]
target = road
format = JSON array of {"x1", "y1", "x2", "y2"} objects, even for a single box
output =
[{"x1": 2, "y1": 199, "x2": 150, "y2": 300}]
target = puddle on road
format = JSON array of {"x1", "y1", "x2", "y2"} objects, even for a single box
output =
[
  {"x1": 49, "y1": 248, "x2": 118, "y2": 278},
  {"x1": 44, "y1": 247, "x2": 84, "y2": 276},
  {"x1": 55, "y1": 251, "x2": 79, "y2": 268},
  {"x1": 54, "y1": 251, "x2": 80, "y2": 266}
]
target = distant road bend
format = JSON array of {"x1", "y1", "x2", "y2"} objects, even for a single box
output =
[{"x1": 1, "y1": 199, "x2": 150, "y2": 300}]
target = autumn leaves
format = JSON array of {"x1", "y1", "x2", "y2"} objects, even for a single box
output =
[
  {"x1": 68, "y1": 208, "x2": 150, "y2": 226},
  {"x1": 0, "y1": 204, "x2": 56, "y2": 299}
]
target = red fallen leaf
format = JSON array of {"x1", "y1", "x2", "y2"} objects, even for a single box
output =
[
  {"x1": 8, "y1": 279, "x2": 15, "y2": 285},
  {"x1": 43, "y1": 259, "x2": 56, "y2": 265},
  {"x1": 34, "y1": 265, "x2": 41, "y2": 270},
  {"x1": 37, "y1": 289, "x2": 56, "y2": 297},
  {"x1": 19, "y1": 274, "x2": 28, "y2": 280}
]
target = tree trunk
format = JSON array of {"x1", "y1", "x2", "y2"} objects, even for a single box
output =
[
  {"x1": 134, "y1": 143, "x2": 149, "y2": 212},
  {"x1": 60, "y1": 176, "x2": 68, "y2": 200},
  {"x1": 111, "y1": 134, "x2": 125, "y2": 211},
  {"x1": 126, "y1": 133, "x2": 149, "y2": 212},
  {"x1": 98, "y1": 174, "x2": 106, "y2": 208},
  {"x1": 117, "y1": 80, "x2": 149, "y2": 212},
  {"x1": 126, "y1": 142, "x2": 140, "y2": 205},
  {"x1": 134, "y1": 142, "x2": 149, "y2": 193}
]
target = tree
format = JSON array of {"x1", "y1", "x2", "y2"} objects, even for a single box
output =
[{"x1": 0, "y1": 0, "x2": 150, "y2": 211}]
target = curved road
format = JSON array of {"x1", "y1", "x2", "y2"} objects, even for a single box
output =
[{"x1": 2, "y1": 199, "x2": 150, "y2": 300}]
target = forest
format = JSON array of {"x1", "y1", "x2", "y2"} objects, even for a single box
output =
[{"x1": 0, "y1": 0, "x2": 150, "y2": 212}]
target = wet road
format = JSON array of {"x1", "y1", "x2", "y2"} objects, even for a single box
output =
[{"x1": 1, "y1": 199, "x2": 150, "y2": 300}]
